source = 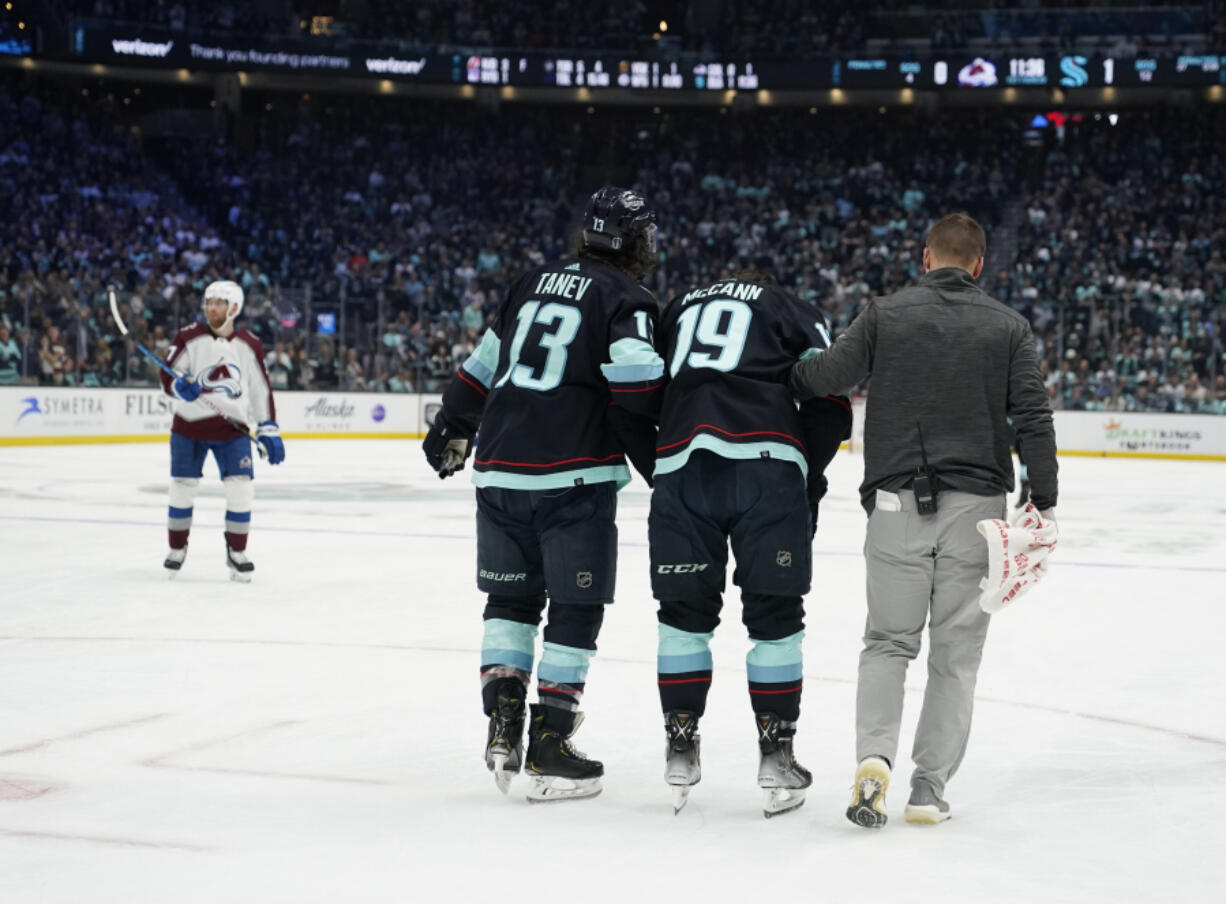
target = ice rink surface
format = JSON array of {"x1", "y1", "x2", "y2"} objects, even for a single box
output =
[{"x1": 1, "y1": 440, "x2": 1224, "y2": 903}]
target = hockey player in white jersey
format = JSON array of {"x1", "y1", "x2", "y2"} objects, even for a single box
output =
[{"x1": 158, "y1": 280, "x2": 285, "y2": 581}]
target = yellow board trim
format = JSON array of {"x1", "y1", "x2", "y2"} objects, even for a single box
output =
[
  {"x1": 0, "y1": 432, "x2": 426, "y2": 447},
  {"x1": 1056, "y1": 449, "x2": 1226, "y2": 462}
]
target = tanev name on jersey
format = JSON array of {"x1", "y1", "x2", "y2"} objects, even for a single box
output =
[{"x1": 535, "y1": 272, "x2": 593, "y2": 300}]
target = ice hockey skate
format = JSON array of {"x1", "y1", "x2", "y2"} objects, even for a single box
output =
[
  {"x1": 484, "y1": 680, "x2": 526, "y2": 795},
  {"x1": 663, "y1": 711, "x2": 701, "y2": 814},
  {"x1": 846, "y1": 756, "x2": 891, "y2": 828},
  {"x1": 904, "y1": 778, "x2": 951, "y2": 824},
  {"x1": 226, "y1": 546, "x2": 254, "y2": 583},
  {"x1": 163, "y1": 546, "x2": 187, "y2": 578},
  {"x1": 524, "y1": 704, "x2": 603, "y2": 802},
  {"x1": 755, "y1": 713, "x2": 811, "y2": 818}
]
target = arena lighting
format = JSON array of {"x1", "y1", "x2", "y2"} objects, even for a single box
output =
[
  {"x1": 659, "y1": 20, "x2": 668, "y2": 32},
  {"x1": 1109, "y1": 113, "x2": 1119, "y2": 125}
]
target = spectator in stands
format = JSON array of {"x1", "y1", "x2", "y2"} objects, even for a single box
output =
[{"x1": 0, "y1": 324, "x2": 19, "y2": 384}]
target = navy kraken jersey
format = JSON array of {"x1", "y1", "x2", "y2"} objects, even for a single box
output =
[
  {"x1": 440, "y1": 257, "x2": 663, "y2": 490},
  {"x1": 655, "y1": 279, "x2": 851, "y2": 490}
]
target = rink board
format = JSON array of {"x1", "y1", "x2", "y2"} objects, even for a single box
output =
[{"x1": 1, "y1": 387, "x2": 1224, "y2": 460}]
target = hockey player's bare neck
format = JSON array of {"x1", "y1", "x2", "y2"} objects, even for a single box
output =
[{"x1": 204, "y1": 299, "x2": 236, "y2": 338}]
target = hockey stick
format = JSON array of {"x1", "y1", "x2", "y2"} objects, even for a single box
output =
[{"x1": 107, "y1": 286, "x2": 266, "y2": 458}]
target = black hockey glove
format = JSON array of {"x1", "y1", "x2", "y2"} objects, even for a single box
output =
[
  {"x1": 807, "y1": 474, "x2": 828, "y2": 540},
  {"x1": 423, "y1": 412, "x2": 472, "y2": 479},
  {"x1": 607, "y1": 406, "x2": 657, "y2": 488}
]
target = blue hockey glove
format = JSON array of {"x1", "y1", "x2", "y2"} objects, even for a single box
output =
[
  {"x1": 173, "y1": 375, "x2": 202, "y2": 402},
  {"x1": 256, "y1": 421, "x2": 285, "y2": 465},
  {"x1": 423, "y1": 413, "x2": 471, "y2": 479}
]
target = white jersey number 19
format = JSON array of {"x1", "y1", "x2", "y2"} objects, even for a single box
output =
[{"x1": 669, "y1": 299, "x2": 752, "y2": 377}]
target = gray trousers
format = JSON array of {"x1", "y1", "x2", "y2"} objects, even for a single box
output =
[{"x1": 856, "y1": 488, "x2": 1005, "y2": 795}]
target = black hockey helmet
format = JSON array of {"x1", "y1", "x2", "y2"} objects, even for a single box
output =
[{"x1": 581, "y1": 186, "x2": 658, "y2": 255}]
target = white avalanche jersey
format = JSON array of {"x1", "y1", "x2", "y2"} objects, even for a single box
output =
[{"x1": 159, "y1": 322, "x2": 276, "y2": 441}]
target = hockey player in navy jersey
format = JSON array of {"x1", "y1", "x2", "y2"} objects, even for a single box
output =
[
  {"x1": 649, "y1": 268, "x2": 851, "y2": 816},
  {"x1": 159, "y1": 280, "x2": 285, "y2": 582},
  {"x1": 423, "y1": 186, "x2": 664, "y2": 802}
]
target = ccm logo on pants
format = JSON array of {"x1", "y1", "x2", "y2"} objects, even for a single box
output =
[{"x1": 656, "y1": 563, "x2": 709, "y2": 574}]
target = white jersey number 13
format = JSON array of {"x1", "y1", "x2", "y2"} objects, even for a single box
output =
[{"x1": 496, "y1": 300, "x2": 583, "y2": 392}]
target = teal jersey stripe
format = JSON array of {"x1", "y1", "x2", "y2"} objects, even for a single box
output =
[
  {"x1": 538, "y1": 664, "x2": 589, "y2": 684},
  {"x1": 746, "y1": 632, "x2": 805, "y2": 680},
  {"x1": 746, "y1": 662, "x2": 803, "y2": 683},
  {"x1": 799, "y1": 346, "x2": 824, "y2": 361},
  {"x1": 653, "y1": 434, "x2": 809, "y2": 480},
  {"x1": 602, "y1": 362, "x2": 664, "y2": 383},
  {"x1": 472, "y1": 463, "x2": 631, "y2": 491},
  {"x1": 481, "y1": 648, "x2": 534, "y2": 671},
  {"x1": 462, "y1": 329, "x2": 502, "y2": 388},
  {"x1": 657, "y1": 651, "x2": 713, "y2": 673},
  {"x1": 602, "y1": 336, "x2": 665, "y2": 384}
]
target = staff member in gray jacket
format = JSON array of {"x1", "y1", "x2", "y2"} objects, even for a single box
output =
[{"x1": 790, "y1": 213, "x2": 1057, "y2": 828}]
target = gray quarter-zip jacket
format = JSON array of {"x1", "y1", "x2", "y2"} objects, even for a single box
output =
[{"x1": 790, "y1": 267, "x2": 1057, "y2": 512}]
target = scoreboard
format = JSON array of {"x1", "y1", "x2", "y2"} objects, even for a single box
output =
[
  {"x1": 834, "y1": 53, "x2": 1226, "y2": 89},
  {"x1": 64, "y1": 25, "x2": 1226, "y2": 91}
]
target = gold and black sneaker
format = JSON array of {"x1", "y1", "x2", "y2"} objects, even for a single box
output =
[{"x1": 847, "y1": 756, "x2": 891, "y2": 828}]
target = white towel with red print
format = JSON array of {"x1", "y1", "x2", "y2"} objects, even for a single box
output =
[{"x1": 975, "y1": 503, "x2": 1058, "y2": 614}]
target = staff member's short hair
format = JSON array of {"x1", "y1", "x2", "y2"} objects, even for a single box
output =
[{"x1": 926, "y1": 213, "x2": 986, "y2": 267}]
